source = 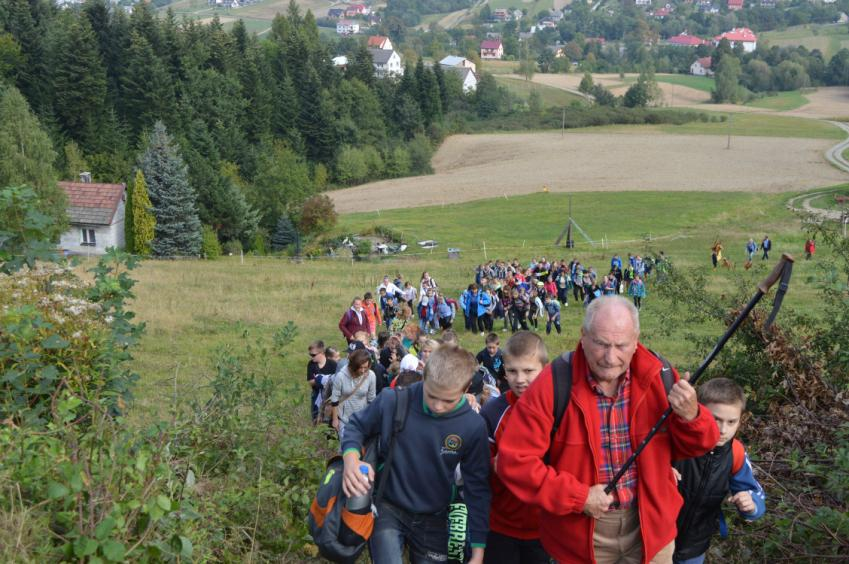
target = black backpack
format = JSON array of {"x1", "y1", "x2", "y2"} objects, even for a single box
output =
[
  {"x1": 545, "y1": 351, "x2": 675, "y2": 464},
  {"x1": 308, "y1": 388, "x2": 410, "y2": 563}
]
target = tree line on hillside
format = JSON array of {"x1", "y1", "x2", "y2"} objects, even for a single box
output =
[{"x1": 0, "y1": 0, "x2": 474, "y2": 255}]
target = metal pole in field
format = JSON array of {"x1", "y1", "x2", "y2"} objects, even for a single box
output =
[
  {"x1": 562, "y1": 108, "x2": 566, "y2": 137},
  {"x1": 726, "y1": 113, "x2": 732, "y2": 150}
]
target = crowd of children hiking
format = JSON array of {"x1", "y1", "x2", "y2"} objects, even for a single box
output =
[{"x1": 308, "y1": 287, "x2": 764, "y2": 564}]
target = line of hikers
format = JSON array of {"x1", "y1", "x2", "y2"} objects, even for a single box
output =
[{"x1": 309, "y1": 295, "x2": 765, "y2": 564}]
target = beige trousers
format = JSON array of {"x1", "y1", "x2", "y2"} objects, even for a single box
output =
[{"x1": 591, "y1": 507, "x2": 674, "y2": 564}]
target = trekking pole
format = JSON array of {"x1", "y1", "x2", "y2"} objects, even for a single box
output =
[{"x1": 604, "y1": 253, "x2": 795, "y2": 498}]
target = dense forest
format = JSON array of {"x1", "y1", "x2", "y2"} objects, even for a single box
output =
[{"x1": 0, "y1": 0, "x2": 472, "y2": 252}]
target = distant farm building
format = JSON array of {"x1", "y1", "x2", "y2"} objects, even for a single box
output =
[
  {"x1": 690, "y1": 56, "x2": 714, "y2": 76},
  {"x1": 715, "y1": 27, "x2": 757, "y2": 52},
  {"x1": 58, "y1": 175, "x2": 126, "y2": 255},
  {"x1": 480, "y1": 39, "x2": 504, "y2": 59}
]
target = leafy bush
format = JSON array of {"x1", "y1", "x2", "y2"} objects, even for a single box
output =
[
  {"x1": 650, "y1": 221, "x2": 849, "y2": 561},
  {"x1": 298, "y1": 194, "x2": 338, "y2": 236},
  {"x1": 201, "y1": 225, "x2": 222, "y2": 259},
  {"x1": 222, "y1": 239, "x2": 243, "y2": 256}
]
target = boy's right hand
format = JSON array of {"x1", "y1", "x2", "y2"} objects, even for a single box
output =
[
  {"x1": 583, "y1": 484, "x2": 614, "y2": 518},
  {"x1": 342, "y1": 452, "x2": 374, "y2": 498}
]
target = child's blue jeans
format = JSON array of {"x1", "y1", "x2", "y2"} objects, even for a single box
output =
[
  {"x1": 369, "y1": 500, "x2": 448, "y2": 564},
  {"x1": 674, "y1": 554, "x2": 705, "y2": 564}
]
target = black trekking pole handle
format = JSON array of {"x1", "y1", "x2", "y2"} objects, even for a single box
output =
[{"x1": 604, "y1": 254, "x2": 794, "y2": 497}]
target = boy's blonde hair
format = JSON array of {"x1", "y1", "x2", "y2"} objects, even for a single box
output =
[
  {"x1": 698, "y1": 377, "x2": 746, "y2": 410},
  {"x1": 353, "y1": 331, "x2": 369, "y2": 343},
  {"x1": 423, "y1": 344, "x2": 477, "y2": 390},
  {"x1": 503, "y1": 331, "x2": 549, "y2": 365}
]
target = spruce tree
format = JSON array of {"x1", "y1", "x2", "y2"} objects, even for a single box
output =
[
  {"x1": 130, "y1": 169, "x2": 155, "y2": 255},
  {"x1": 138, "y1": 121, "x2": 201, "y2": 256},
  {"x1": 271, "y1": 214, "x2": 297, "y2": 251}
]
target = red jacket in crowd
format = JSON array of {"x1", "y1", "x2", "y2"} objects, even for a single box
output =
[
  {"x1": 338, "y1": 307, "x2": 370, "y2": 342},
  {"x1": 497, "y1": 343, "x2": 719, "y2": 563}
]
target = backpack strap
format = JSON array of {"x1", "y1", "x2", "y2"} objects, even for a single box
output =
[
  {"x1": 731, "y1": 439, "x2": 745, "y2": 475},
  {"x1": 648, "y1": 349, "x2": 675, "y2": 395},
  {"x1": 545, "y1": 352, "x2": 573, "y2": 465},
  {"x1": 373, "y1": 388, "x2": 410, "y2": 506}
]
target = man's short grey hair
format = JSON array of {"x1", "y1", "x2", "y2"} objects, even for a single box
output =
[{"x1": 582, "y1": 296, "x2": 640, "y2": 334}]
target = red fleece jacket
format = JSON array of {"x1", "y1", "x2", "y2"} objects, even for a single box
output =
[{"x1": 497, "y1": 343, "x2": 719, "y2": 563}]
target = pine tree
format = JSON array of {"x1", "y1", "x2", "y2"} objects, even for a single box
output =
[
  {"x1": 50, "y1": 16, "x2": 109, "y2": 153},
  {"x1": 138, "y1": 121, "x2": 201, "y2": 256},
  {"x1": 271, "y1": 214, "x2": 297, "y2": 251},
  {"x1": 120, "y1": 31, "x2": 175, "y2": 136},
  {"x1": 130, "y1": 169, "x2": 155, "y2": 255}
]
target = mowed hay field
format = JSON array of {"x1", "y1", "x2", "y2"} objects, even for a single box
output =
[
  {"x1": 124, "y1": 188, "x2": 840, "y2": 422},
  {"x1": 329, "y1": 128, "x2": 848, "y2": 213}
]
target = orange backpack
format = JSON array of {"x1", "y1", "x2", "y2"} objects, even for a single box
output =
[{"x1": 308, "y1": 388, "x2": 410, "y2": 562}]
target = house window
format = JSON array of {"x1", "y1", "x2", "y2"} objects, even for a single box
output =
[{"x1": 81, "y1": 229, "x2": 96, "y2": 246}]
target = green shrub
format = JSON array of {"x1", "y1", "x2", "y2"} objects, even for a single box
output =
[
  {"x1": 222, "y1": 239, "x2": 243, "y2": 256},
  {"x1": 201, "y1": 225, "x2": 222, "y2": 259}
]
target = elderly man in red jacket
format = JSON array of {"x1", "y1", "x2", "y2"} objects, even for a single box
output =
[{"x1": 497, "y1": 296, "x2": 719, "y2": 564}]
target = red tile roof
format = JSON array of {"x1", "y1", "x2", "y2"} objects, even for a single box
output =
[
  {"x1": 668, "y1": 33, "x2": 708, "y2": 46},
  {"x1": 367, "y1": 35, "x2": 389, "y2": 47},
  {"x1": 715, "y1": 27, "x2": 757, "y2": 43},
  {"x1": 696, "y1": 56, "x2": 712, "y2": 68},
  {"x1": 58, "y1": 181, "x2": 125, "y2": 226},
  {"x1": 728, "y1": 0, "x2": 744, "y2": 7},
  {"x1": 481, "y1": 39, "x2": 503, "y2": 49}
]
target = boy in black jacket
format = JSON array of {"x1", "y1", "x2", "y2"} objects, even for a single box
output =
[
  {"x1": 342, "y1": 344, "x2": 491, "y2": 564},
  {"x1": 673, "y1": 378, "x2": 766, "y2": 564}
]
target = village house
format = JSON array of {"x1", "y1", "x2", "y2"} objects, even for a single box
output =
[
  {"x1": 492, "y1": 8, "x2": 511, "y2": 21},
  {"x1": 652, "y1": 5, "x2": 673, "y2": 17},
  {"x1": 336, "y1": 20, "x2": 360, "y2": 35},
  {"x1": 439, "y1": 55, "x2": 477, "y2": 73},
  {"x1": 345, "y1": 3, "x2": 370, "y2": 17},
  {"x1": 667, "y1": 32, "x2": 709, "y2": 46},
  {"x1": 760, "y1": 0, "x2": 775, "y2": 7},
  {"x1": 58, "y1": 174, "x2": 126, "y2": 255},
  {"x1": 690, "y1": 56, "x2": 714, "y2": 76},
  {"x1": 635, "y1": 0, "x2": 651, "y2": 6},
  {"x1": 367, "y1": 35, "x2": 393, "y2": 50},
  {"x1": 368, "y1": 48, "x2": 403, "y2": 78},
  {"x1": 715, "y1": 27, "x2": 758, "y2": 52},
  {"x1": 480, "y1": 39, "x2": 504, "y2": 59},
  {"x1": 439, "y1": 56, "x2": 478, "y2": 92},
  {"x1": 327, "y1": 7, "x2": 344, "y2": 18},
  {"x1": 728, "y1": 0, "x2": 744, "y2": 10}
]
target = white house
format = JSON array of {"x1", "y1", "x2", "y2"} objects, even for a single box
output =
[
  {"x1": 452, "y1": 67, "x2": 478, "y2": 93},
  {"x1": 439, "y1": 55, "x2": 477, "y2": 74},
  {"x1": 690, "y1": 56, "x2": 714, "y2": 76},
  {"x1": 714, "y1": 27, "x2": 758, "y2": 53},
  {"x1": 336, "y1": 20, "x2": 360, "y2": 35},
  {"x1": 58, "y1": 175, "x2": 126, "y2": 255},
  {"x1": 368, "y1": 48, "x2": 403, "y2": 78}
]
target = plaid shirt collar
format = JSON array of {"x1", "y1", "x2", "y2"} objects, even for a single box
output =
[{"x1": 586, "y1": 369, "x2": 631, "y2": 397}]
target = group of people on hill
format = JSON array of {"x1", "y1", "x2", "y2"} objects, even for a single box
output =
[
  {"x1": 459, "y1": 254, "x2": 660, "y2": 337},
  {"x1": 309, "y1": 291, "x2": 765, "y2": 564}
]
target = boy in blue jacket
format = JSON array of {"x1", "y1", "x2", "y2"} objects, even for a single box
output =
[
  {"x1": 342, "y1": 344, "x2": 491, "y2": 564},
  {"x1": 673, "y1": 378, "x2": 766, "y2": 564}
]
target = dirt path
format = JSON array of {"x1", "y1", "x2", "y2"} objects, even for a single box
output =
[{"x1": 330, "y1": 132, "x2": 847, "y2": 213}]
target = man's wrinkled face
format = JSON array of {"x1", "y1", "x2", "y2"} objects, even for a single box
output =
[{"x1": 580, "y1": 308, "x2": 638, "y2": 385}]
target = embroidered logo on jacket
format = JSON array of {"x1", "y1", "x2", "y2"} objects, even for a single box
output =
[{"x1": 441, "y1": 434, "x2": 462, "y2": 455}]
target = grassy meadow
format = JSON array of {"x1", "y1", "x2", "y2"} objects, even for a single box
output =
[
  {"x1": 761, "y1": 23, "x2": 849, "y2": 60},
  {"x1": 121, "y1": 187, "x2": 840, "y2": 424},
  {"x1": 495, "y1": 75, "x2": 587, "y2": 106},
  {"x1": 746, "y1": 90, "x2": 810, "y2": 111}
]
